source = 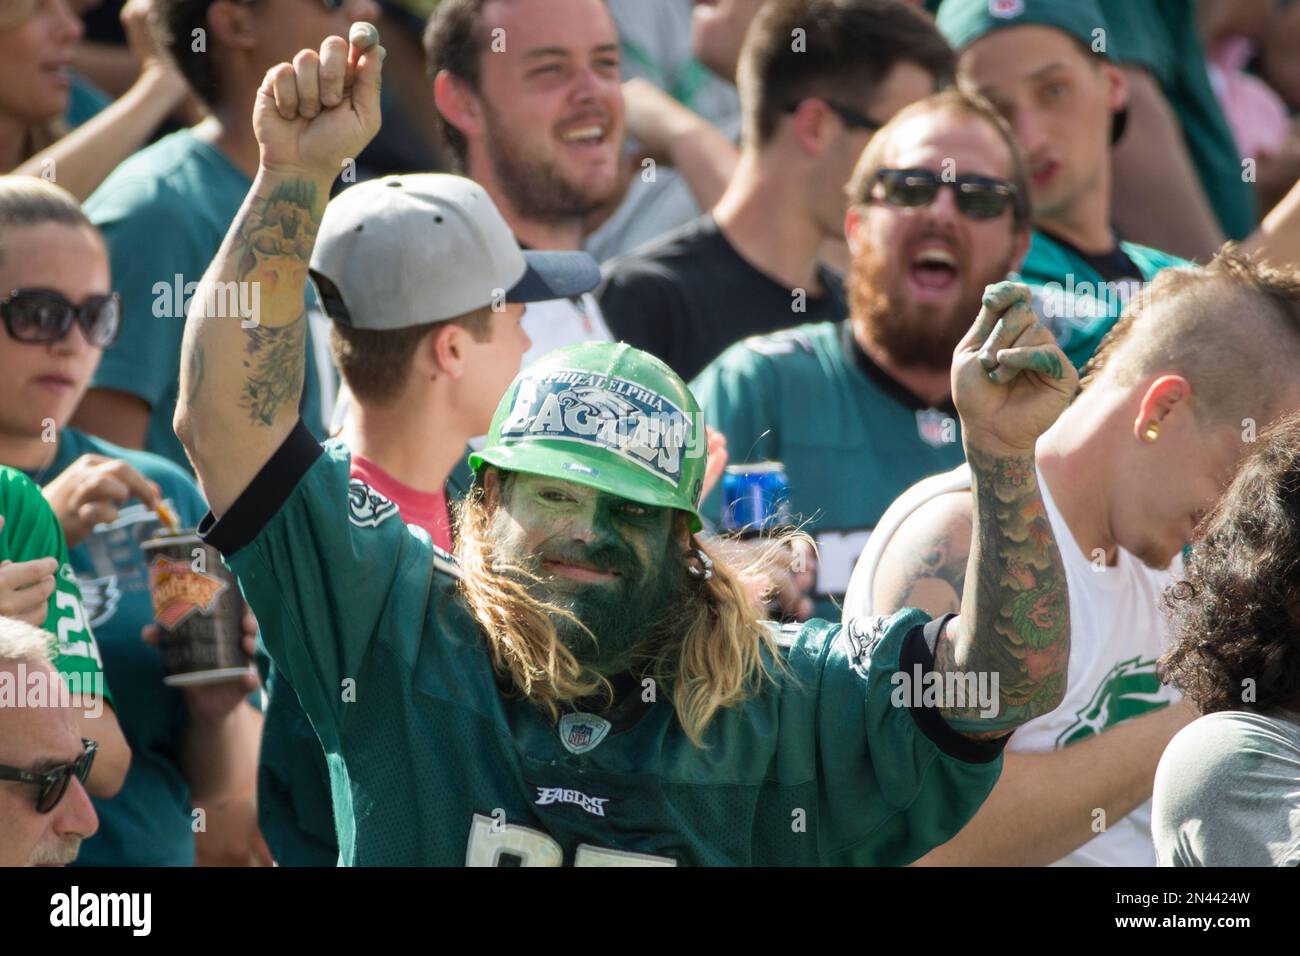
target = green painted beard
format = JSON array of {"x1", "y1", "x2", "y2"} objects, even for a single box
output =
[{"x1": 485, "y1": 509, "x2": 689, "y2": 674}]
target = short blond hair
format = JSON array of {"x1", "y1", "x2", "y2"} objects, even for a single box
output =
[
  {"x1": 1081, "y1": 246, "x2": 1300, "y2": 424},
  {"x1": 0, "y1": 616, "x2": 53, "y2": 669},
  {"x1": 0, "y1": 176, "x2": 94, "y2": 263}
]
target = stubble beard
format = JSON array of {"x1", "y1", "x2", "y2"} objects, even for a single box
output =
[
  {"x1": 481, "y1": 105, "x2": 617, "y2": 226},
  {"x1": 29, "y1": 835, "x2": 81, "y2": 866}
]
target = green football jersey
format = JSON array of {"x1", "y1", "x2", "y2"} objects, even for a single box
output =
[
  {"x1": 0, "y1": 466, "x2": 110, "y2": 705},
  {"x1": 691, "y1": 322, "x2": 967, "y2": 621},
  {"x1": 203, "y1": 425, "x2": 1004, "y2": 866},
  {"x1": 1018, "y1": 230, "x2": 1187, "y2": 370}
]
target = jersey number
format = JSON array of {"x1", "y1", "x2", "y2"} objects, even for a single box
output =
[
  {"x1": 54, "y1": 591, "x2": 102, "y2": 667},
  {"x1": 466, "y1": 814, "x2": 676, "y2": 867}
]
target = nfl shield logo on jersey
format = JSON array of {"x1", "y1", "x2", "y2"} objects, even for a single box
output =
[
  {"x1": 559, "y1": 712, "x2": 611, "y2": 755},
  {"x1": 915, "y1": 409, "x2": 956, "y2": 448}
]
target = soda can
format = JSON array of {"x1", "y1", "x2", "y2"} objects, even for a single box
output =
[
  {"x1": 721, "y1": 462, "x2": 792, "y2": 535},
  {"x1": 140, "y1": 531, "x2": 247, "y2": 686}
]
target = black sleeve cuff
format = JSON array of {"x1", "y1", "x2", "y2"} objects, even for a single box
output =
[
  {"x1": 899, "y1": 613, "x2": 1010, "y2": 765},
  {"x1": 198, "y1": 420, "x2": 324, "y2": 557}
]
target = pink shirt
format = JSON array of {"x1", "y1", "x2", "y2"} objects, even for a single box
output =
[{"x1": 349, "y1": 453, "x2": 453, "y2": 552}]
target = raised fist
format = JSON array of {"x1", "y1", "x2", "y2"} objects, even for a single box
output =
[
  {"x1": 951, "y1": 281, "x2": 1078, "y2": 457},
  {"x1": 253, "y1": 23, "x2": 385, "y2": 180}
]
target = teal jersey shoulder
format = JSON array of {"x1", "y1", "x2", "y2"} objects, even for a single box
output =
[
  {"x1": 85, "y1": 130, "x2": 324, "y2": 471},
  {"x1": 258, "y1": 441, "x2": 475, "y2": 866},
  {"x1": 1018, "y1": 231, "x2": 1188, "y2": 369},
  {"x1": 0, "y1": 465, "x2": 108, "y2": 705},
  {"x1": 32, "y1": 429, "x2": 208, "y2": 865},
  {"x1": 690, "y1": 322, "x2": 965, "y2": 619},
  {"x1": 66, "y1": 73, "x2": 111, "y2": 128},
  {"x1": 222, "y1": 434, "x2": 1000, "y2": 865}
]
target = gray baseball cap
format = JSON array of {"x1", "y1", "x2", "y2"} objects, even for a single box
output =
[{"x1": 308, "y1": 173, "x2": 600, "y2": 330}]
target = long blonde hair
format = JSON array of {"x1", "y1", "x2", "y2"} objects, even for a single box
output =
[
  {"x1": 454, "y1": 475, "x2": 800, "y2": 746},
  {"x1": 0, "y1": 0, "x2": 72, "y2": 167}
]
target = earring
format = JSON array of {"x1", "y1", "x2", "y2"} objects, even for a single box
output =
[
  {"x1": 1142, "y1": 420, "x2": 1160, "y2": 443},
  {"x1": 686, "y1": 547, "x2": 714, "y2": 581}
]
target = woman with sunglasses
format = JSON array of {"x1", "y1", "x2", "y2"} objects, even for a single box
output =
[
  {"x1": 1, "y1": 0, "x2": 191, "y2": 200},
  {"x1": 0, "y1": 175, "x2": 265, "y2": 866}
]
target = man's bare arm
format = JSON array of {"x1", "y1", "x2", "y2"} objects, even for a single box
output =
[
  {"x1": 937, "y1": 283, "x2": 1077, "y2": 740},
  {"x1": 174, "y1": 27, "x2": 385, "y2": 516},
  {"x1": 914, "y1": 702, "x2": 1196, "y2": 866},
  {"x1": 175, "y1": 171, "x2": 324, "y2": 515},
  {"x1": 872, "y1": 492, "x2": 972, "y2": 619}
]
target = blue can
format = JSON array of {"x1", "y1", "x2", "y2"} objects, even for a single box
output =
[{"x1": 721, "y1": 462, "x2": 792, "y2": 534}]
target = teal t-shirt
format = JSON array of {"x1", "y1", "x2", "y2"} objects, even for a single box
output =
[
  {"x1": 691, "y1": 322, "x2": 967, "y2": 620},
  {"x1": 66, "y1": 74, "x2": 111, "y2": 129},
  {"x1": 1018, "y1": 230, "x2": 1187, "y2": 370},
  {"x1": 1099, "y1": 0, "x2": 1256, "y2": 240},
  {"x1": 25, "y1": 429, "x2": 209, "y2": 866},
  {"x1": 84, "y1": 129, "x2": 326, "y2": 472},
  {"x1": 203, "y1": 425, "x2": 1004, "y2": 866}
]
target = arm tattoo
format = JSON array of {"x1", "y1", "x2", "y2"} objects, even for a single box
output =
[
  {"x1": 877, "y1": 518, "x2": 970, "y2": 617},
  {"x1": 937, "y1": 448, "x2": 1069, "y2": 738},
  {"x1": 232, "y1": 178, "x2": 320, "y2": 428},
  {"x1": 240, "y1": 321, "x2": 306, "y2": 426}
]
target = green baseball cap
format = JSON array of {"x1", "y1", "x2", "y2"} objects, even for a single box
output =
[
  {"x1": 936, "y1": 0, "x2": 1114, "y2": 61},
  {"x1": 470, "y1": 343, "x2": 707, "y2": 532}
]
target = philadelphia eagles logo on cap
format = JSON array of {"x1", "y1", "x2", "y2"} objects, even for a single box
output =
[{"x1": 498, "y1": 370, "x2": 694, "y2": 488}]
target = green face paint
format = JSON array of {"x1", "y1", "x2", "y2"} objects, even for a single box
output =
[{"x1": 488, "y1": 473, "x2": 688, "y2": 673}]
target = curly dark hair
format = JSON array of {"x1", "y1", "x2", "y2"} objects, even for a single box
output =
[{"x1": 1160, "y1": 410, "x2": 1300, "y2": 715}]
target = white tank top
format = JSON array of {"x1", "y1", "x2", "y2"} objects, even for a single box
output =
[{"x1": 844, "y1": 461, "x2": 1181, "y2": 866}]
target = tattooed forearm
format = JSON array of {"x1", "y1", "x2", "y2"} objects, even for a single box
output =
[
  {"x1": 937, "y1": 448, "x2": 1069, "y2": 737},
  {"x1": 240, "y1": 319, "x2": 306, "y2": 426},
  {"x1": 175, "y1": 160, "x2": 335, "y2": 514},
  {"x1": 227, "y1": 177, "x2": 322, "y2": 427}
]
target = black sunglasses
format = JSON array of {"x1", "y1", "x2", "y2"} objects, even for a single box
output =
[
  {"x1": 867, "y1": 167, "x2": 1023, "y2": 221},
  {"x1": 0, "y1": 289, "x2": 122, "y2": 349},
  {"x1": 0, "y1": 738, "x2": 97, "y2": 814},
  {"x1": 784, "y1": 99, "x2": 882, "y2": 133}
]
